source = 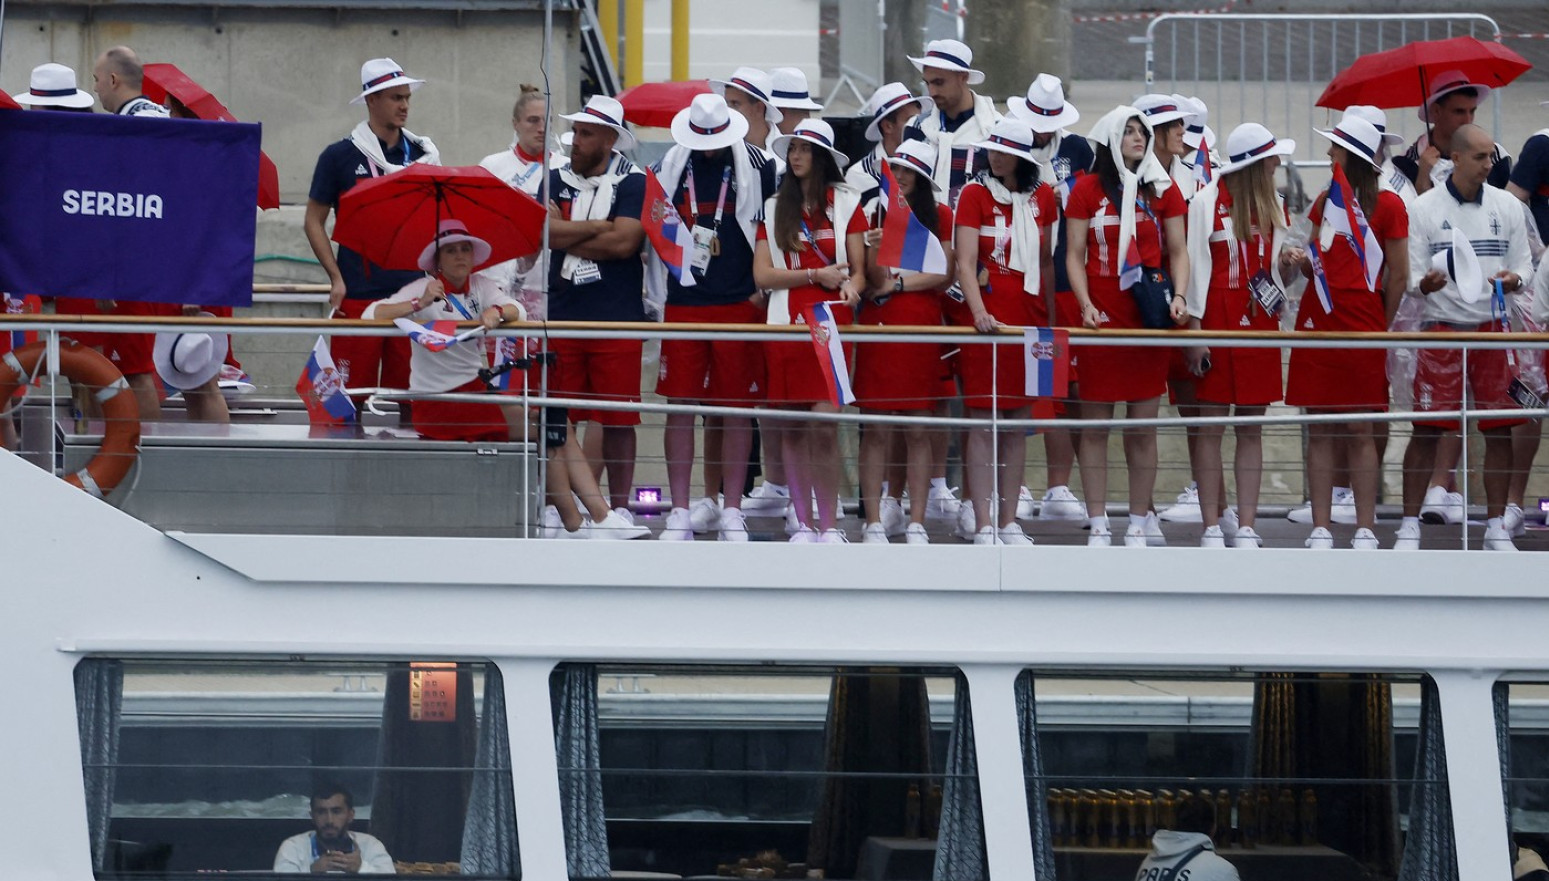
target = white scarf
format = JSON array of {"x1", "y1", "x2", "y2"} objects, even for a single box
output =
[
  {"x1": 350, "y1": 120, "x2": 441, "y2": 174},
  {"x1": 981, "y1": 176, "x2": 1043, "y2": 297},
  {"x1": 761, "y1": 185, "x2": 862, "y2": 325},
  {"x1": 1087, "y1": 105, "x2": 1172, "y2": 273},
  {"x1": 1185, "y1": 180, "x2": 1289, "y2": 320},
  {"x1": 556, "y1": 155, "x2": 635, "y2": 281},
  {"x1": 655, "y1": 142, "x2": 765, "y2": 249},
  {"x1": 917, "y1": 93, "x2": 1001, "y2": 198}
]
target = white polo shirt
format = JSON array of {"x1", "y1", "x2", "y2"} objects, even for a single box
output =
[{"x1": 1407, "y1": 180, "x2": 1532, "y2": 325}]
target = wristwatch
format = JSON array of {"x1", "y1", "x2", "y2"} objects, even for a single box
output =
[{"x1": 894, "y1": 275, "x2": 905, "y2": 293}]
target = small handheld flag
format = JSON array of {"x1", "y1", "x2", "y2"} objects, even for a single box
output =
[
  {"x1": 395, "y1": 317, "x2": 484, "y2": 351},
  {"x1": 641, "y1": 168, "x2": 698, "y2": 287},
  {"x1": 804, "y1": 301, "x2": 855, "y2": 407},
  {"x1": 295, "y1": 336, "x2": 357, "y2": 425},
  {"x1": 1023, "y1": 327, "x2": 1071, "y2": 398},
  {"x1": 1119, "y1": 237, "x2": 1144, "y2": 291},
  {"x1": 1307, "y1": 239, "x2": 1334, "y2": 315},
  {"x1": 877, "y1": 161, "x2": 949, "y2": 275},
  {"x1": 3, "y1": 293, "x2": 41, "y2": 353},
  {"x1": 1192, "y1": 143, "x2": 1213, "y2": 187}
]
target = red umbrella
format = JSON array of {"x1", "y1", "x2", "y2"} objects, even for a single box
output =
[
  {"x1": 617, "y1": 79, "x2": 711, "y2": 128},
  {"x1": 142, "y1": 62, "x2": 282, "y2": 210},
  {"x1": 332, "y1": 165, "x2": 546, "y2": 272},
  {"x1": 1316, "y1": 36, "x2": 1531, "y2": 110},
  {"x1": 0, "y1": 89, "x2": 20, "y2": 111}
]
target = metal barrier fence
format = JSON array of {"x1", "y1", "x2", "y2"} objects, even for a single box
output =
[{"x1": 827, "y1": 0, "x2": 968, "y2": 107}]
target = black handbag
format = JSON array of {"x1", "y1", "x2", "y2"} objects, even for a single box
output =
[{"x1": 1131, "y1": 266, "x2": 1175, "y2": 329}]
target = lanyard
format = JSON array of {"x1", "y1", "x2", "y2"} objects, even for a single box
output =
[
  {"x1": 799, "y1": 216, "x2": 833, "y2": 266},
  {"x1": 514, "y1": 158, "x2": 542, "y2": 188},
  {"x1": 684, "y1": 163, "x2": 732, "y2": 230},
  {"x1": 437, "y1": 276, "x2": 476, "y2": 319}
]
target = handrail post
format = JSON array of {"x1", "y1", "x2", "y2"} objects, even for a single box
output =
[{"x1": 1460, "y1": 346, "x2": 1471, "y2": 551}]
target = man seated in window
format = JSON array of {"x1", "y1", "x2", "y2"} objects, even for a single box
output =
[{"x1": 274, "y1": 783, "x2": 396, "y2": 874}]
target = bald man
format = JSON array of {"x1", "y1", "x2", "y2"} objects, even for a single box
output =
[{"x1": 93, "y1": 46, "x2": 167, "y2": 117}]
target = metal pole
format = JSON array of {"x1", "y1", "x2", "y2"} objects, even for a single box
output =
[
  {"x1": 598, "y1": 0, "x2": 620, "y2": 71},
  {"x1": 671, "y1": 0, "x2": 691, "y2": 81},
  {"x1": 624, "y1": 0, "x2": 645, "y2": 88},
  {"x1": 538, "y1": 0, "x2": 555, "y2": 533},
  {"x1": 1459, "y1": 346, "x2": 1470, "y2": 550},
  {"x1": 0, "y1": 0, "x2": 8, "y2": 62}
]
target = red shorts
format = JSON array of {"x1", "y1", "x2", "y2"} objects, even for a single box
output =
[
  {"x1": 1051, "y1": 291, "x2": 1082, "y2": 384},
  {"x1": 1078, "y1": 277, "x2": 1169, "y2": 404},
  {"x1": 333, "y1": 298, "x2": 412, "y2": 393},
  {"x1": 1413, "y1": 321, "x2": 1525, "y2": 431},
  {"x1": 853, "y1": 292, "x2": 944, "y2": 411},
  {"x1": 549, "y1": 337, "x2": 643, "y2": 426},
  {"x1": 657, "y1": 301, "x2": 765, "y2": 406},
  {"x1": 52, "y1": 299, "x2": 174, "y2": 375},
  {"x1": 1285, "y1": 286, "x2": 1388, "y2": 411},
  {"x1": 413, "y1": 379, "x2": 511, "y2": 441},
  {"x1": 951, "y1": 282, "x2": 1036, "y2": 411},
  {"x1": 1195, "y1": 285, "x2": 1283, "y2": 407}
]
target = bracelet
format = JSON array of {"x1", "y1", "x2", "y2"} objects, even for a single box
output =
[
  {"x1": 807, "y1": 268, "x2": 815, "y2": 286},
  {"x1": 410, "y1": 297, "x2": 422, "y2": 312}
]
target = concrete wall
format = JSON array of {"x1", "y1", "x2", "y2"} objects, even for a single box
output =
[{"x1": 1, "y1": 4, "x2": 583, "y2": 202}]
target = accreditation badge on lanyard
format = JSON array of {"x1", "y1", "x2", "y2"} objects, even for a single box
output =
[
  {"x1": 1245, "y1": 233, "x2": 1284, "y2": 319},
  {"x1": 688, "y1": 165, "x2": 732, "y2": 275}
]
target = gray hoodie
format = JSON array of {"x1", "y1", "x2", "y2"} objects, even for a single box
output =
[{"x1": 1134, "y1": 830, "x2": 1240, "y2": 881}]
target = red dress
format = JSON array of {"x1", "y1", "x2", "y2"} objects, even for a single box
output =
[
  {"x1": 1065, "y1": 174, "x2": 1186, "y2": 403},
  {"x1": 1284, "y1": 189, "x2": 1407, "y2": 410},
  {"x1": 1194, "y1": 189, "x2": 1284, "y2": 406},
  {"x1": 760, "y1": 190, "x2": 866, "y2": 404},
  {"x1": 854, "y1": 204, "x2": 952, "y2": 411},
  {"x1": 952, "y1": 180, "x2": 1058, "y2": 410}
]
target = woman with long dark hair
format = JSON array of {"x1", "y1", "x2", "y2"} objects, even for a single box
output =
[
  {"x1": 855, "y1": 139, "x2": 955, "y2": 545},
  {"x1": 951, "y1": 116, "x2": 1058, "y2": 545},
  {"x1": 753, "y1": 119, "x2": 866, "y2": 543},
  {"x1": 1065, "y1": 106, "x2": 1190, "y2": 547},
  {"x1": 1286, "y1": 112, "x2": 1409, "y2": 549}
]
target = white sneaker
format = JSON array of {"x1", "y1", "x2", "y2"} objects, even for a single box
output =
[
  {"x1": 1088, "y1": 516, "x2": 1112, "y2": 547},
  {"x1": 1305, "y1": 527, "x2": 1334, "y2": 549},
  {"x1": 539, "y1": 504, "x2": 563, "y2": 539},
  {"x1": 1200, "y1": 525, "x2": 1226, "y2": 548},
  {"x1": 1016, "y1": 486, "x2": 1037, "y2": 520},
  {"x1": 1037, "y1": 485, "x2": 1085, "y2": 521},
  {"x1": 589, "y1": 509, "x2": 651, "y2": 540},
  {"x1": 1219, "y1": 506, "x2": 1240, "y2": 536},
  {"x1": 741, "y1": 481, "x2": 790, "y2": 514},
  {"x1": 658, "y1": 507, "x2": 695, "y2": 541},
  {"x1": 1158, "y1": 483, "x2": 1203, "y2": 523},
  {"x1": 999, "y1": 522, "x2": 1035, "y2": 545},
  {"x1": 879, "y1": 496, "x2": 908, "y2": 536},
  {"x1": 1351, "y1": 527, "x2": 1380, "y2": 550},
  {"x1": 1393, "y1": 520, "x2": 1421, "y2": 551},
  {"x1": 1232, "y1": 526, "x2": 1262, "y2": 548},
  {"x1": 785, "y1": 503, "x2": 801, "y2": 536},
  {"x1": 788, "y1": 525, "x2": 820, "y2": 544},
  {"x1": 973, "y1": 525, "x2": 1000, "y2": 545},
  {"x1": 1331, "y1": 487, "x2": 1357, "y2": 525},
  {"x1": 861, "y1": 522, "x2": 889, "y2": 544},
  {"x1": 557, "y1": 518, "x2": 592, "y2": 539},
  {"x1": 1419, "y1": 485, "x2": 1459, "y2": 525},
  {"x1": 717, "y1": 507, "x2": 750, "y2": 542},
  {"x1": 820, "y1": 527, "x2": 850, "y2": 544},
  {"x1": 1505, "y1": 503, "x2": 1526, "y2": 538},
  {"x1": 904, "y1": 522, "x2": 931, "y2": 545},
  {"x1": 688, "y1": 496, "x2": 722, "y2": 533},
  {"x1": 1485, "y1": 519, "x2": 1518, "y2": 551},
  {"x1": 955, "y1": 504, "x2": 977, "y2": 541},
  {"x1": 1137, "y1": 511, "x2": 1166, "y2": 547},
  {"x1": 1124, "y1": 518, "x2": 1149, "y2": 548},
  {"x1": 925, "y1": 484, "x2": 963, "y2": 519},
  {"x1": 1287, "y1": 500, "x2": 1313, "y2": 524}
]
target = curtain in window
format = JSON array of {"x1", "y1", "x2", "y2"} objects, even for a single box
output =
[
  {"x1": 1395, "y1": 677, "x2": 1458, "y2": 881},
  {"x1": 1496, "y1": 683, "x2": 1513, "y2": 863},
  {"x1": 553, "y1": 664, "x2": 609, "y2": 878},
  {"x1": 372, "y1": 664, "x2": 479, "y2": 862},
  {"x1": 460, "y1": 667, "x2": 519, "y2": 877},
  {"x1": 75, "y1": 658, "x2": 123, "y2": 873},
  {"x1": 933, "y1": 675, "x2": 985, "y2": 881},
  {"x1": 1015, "y1": 673, "x2": 1056, "y2": 881}
]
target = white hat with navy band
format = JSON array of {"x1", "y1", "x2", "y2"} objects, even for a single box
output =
[
  {"x1": 974, "y1": 117, "x2": 1039, "y2": 164},
  {"x1": 18, "y1": 63, "x2": 95, "y2": 109},
  {"x1": 770, "y1": 118, "x2": 849, "y2": 168},
  {"x1": 351, "y1": 58, "x2": 425, "y2": 105},
  {"x1": 769, "y1": 67, "x2": 824, "y2": 112},
  {"x1": 1343, "y1": 105, "x2": 1404, "y2": 148},
  {"x1": 885, "y1": 139, "x2": 944, "y2": 193},
  {"x1": 1132, "y1": 93, "x2": 1190, "y2": 127},
  {"x1": 560, "y1": 94, "x2": 638, "y2": 152},
  {"x1": 1216, "y1": 123, "x2": 1295, "y2": 176},
  {"x1": 1176, "y1": 95, "x2": 1215, "y2": 150},
  {"x1": 908, "y1": 39, "x2": 985, "y2": 86},
  {"x1": 153, "y1": 318, "x2": 230, "y2": 391},
  {"x1": 671, "y1": 93, "x2": 750, "y2": 151},
  {"x1": 864, "y1": 82, "x2": 931, "y2": 142},
  {"x1": 1316, "y1": 113, "x2": 1384, "y2": 171},
  {"x1": 1009, "y1": 73, "x2": 1079, "y2": 133},
  {"x1": 711, "y1": 67, "x2": 783, "y2": 127}
]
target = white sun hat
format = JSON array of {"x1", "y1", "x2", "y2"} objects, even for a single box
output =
[
  {"x1": 416, "y1": 219, "x2": 494, "y2": 273},
  {"x1": 908, "y1": 39, "x2": 985, "y2": 86},
  {"x1": 671, "y1": 93, "x2": 750, "y2": 151},
  {"x1": 974, "y1": 116, "x2": 1039, "y2": 164},
  {"x1": 885, "y1": 139, "x2": 944, "y2": 193},
  {"x1": 1343, "y1": 104, "x2": 1405, "y2": 148},
  {"x1": 1216, "y1": 123, "x2": 1295, "y2": 176},
  {"x1": 351, "y1": 57, "x2": 425, "y2": 105},
  {"x1": 18, "y1": 63, "x2": 94, "y2": 109},
  {"x1": 770, "y1": 118, "x2": 849, "y2": 168},
  {"x1": 710, "y1": 67, "x2": 783, "y2": 127},
  {"x1": 1132, "y1": 93, "x2": 1190, "y2": 128},
  {"x1": 1176, "y1": 95, "x2": 1216, "y2": 151},
  {"x1": 560, "y1": 94, "x2": 638, "y2": 152},
  {"x1": 1432, "y1": 227, "x2": 1485, "y2": 304},
  {"x1": 863, "y1": 82, "x2": 931, "y2": 142},
  {"x1": 1315, "y1": 112, "x2": 1384, "y2": 171},
  {"x1": 769, "y1": 67, "x2": 824, "y2": 112},
  {"x1": 1009, "y1": 73, "x2": 1079, "y2": 134},
  {"x1": 153, "y1": 319, "x2": 230, "y2": 391},
  {"x1": 1418, "y1": 69, "x2": 1492, "y2": 123}
]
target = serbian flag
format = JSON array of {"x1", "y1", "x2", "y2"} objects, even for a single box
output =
[
  {"x1": 1023, "y1": 327, "x2": 1071, "y2": 398},
  {"x1": 295, "y1": 336, "x2": 357, "y2": 424},
  {"x1": 489, "y1": 336, "x2": 523, "y2": 392},
  {"x1": 877, "y1": 160, "x2": 948, "y2": 274},
  {"x1": 1324, "y1": 164, "x2": 1382, "y2": 292},
  {"x1": 395, "y1": 317, "x2": 483, "y2": 352},
  {"x1": 2, "y1": 293, "x2": 41, "y2": 352},
  {"x1": 1193, "y1": 143, "x2": 1213, "y2": 187},
  {"x1": 803, "y1": 301, "x2": 855, "y2": 407},
  {"x1": 1307, "y1": 238, "x2": 1334, "y2": 315},
  {"x1": 641, "y1": 168, "x2": 697, "y2": 287},
  {"x1": 1118, "y1": 235, "x2": 1144, "y2": 291}
]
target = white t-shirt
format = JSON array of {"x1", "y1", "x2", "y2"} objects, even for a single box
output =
[
  {"x1": 1407, "y1": 181, "x2": 1533, "y2": 325},
  {"x1": 272, "y1": 831, "x2": 396, "y2": 874},
  {"x1": 477, "y1": 146, "x2": 565, "y2": 314},
  {"x1": 362, "y1": 274, "x2": 521, "y2": 393}
]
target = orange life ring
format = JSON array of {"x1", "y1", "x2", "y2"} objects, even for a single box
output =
[{"x1": 0, "y1": 340, "x2": 141, "y2": 498}]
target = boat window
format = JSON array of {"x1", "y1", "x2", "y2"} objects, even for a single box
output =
[
  {"x1": 551, "y1": 663, "x2": 976, "y2": 881},
  {"x1": 73, "y1": 657, "x2": 518, "y2": 879},
  {"x1": 1497, "y1": 681, "x2": 1549, "y2": 868},
  {"x1": 1018, "y1": 670, "x2": 1441, "y2": 881}
]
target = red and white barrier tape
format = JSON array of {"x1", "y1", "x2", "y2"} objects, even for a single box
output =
[{"x1": 1074, "y1": 1, "x2": 1237, "y2": 25}]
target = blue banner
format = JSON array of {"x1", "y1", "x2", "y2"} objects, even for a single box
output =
[{"x1": 0, "y1": 111, "x2": 259, "y2": 306}]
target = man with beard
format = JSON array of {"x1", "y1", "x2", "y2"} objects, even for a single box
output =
[{"x1": 273, "y1": 783, "x2": 395, "y2": 873}]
